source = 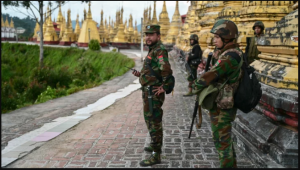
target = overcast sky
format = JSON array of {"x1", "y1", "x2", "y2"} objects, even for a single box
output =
[{"x1": 2, "y1": 1, "x2": 190, "y2": 25}]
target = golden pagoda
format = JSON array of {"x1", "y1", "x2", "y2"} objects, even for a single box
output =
[
  {"x1": 59, "y1": 12, "x2": 66, "y2": 39},
  {"x1": 158, "y1": 1, "x2": 170, "y2": 42},
  {"x1": 43, "y1": 6, "x2": 59, "y2": 43},
  {"x1": 152, "y1": 1, "x2": 158, "y2": 25},
  {"x1": 56, "y1": 2, "x2": 63, "y2": 28},
  {"x1": 127, "y1": 14, "x2": 135, "y2": 43},
  {"x1": 9, "y1": 17, "x2": 14, "y2": 28},
  {"x1": 104, "y1": 18, "x2": 108, "y2": 42},
  {"x1": 78, "y1": 1, "x2": 100, "y2": 46},
  {"x1": 59, "y1": 9, "x2": 76, "y2": 45},
  {"x1": 4, "y1": 16, "x2": 9, "y2": 27},
  {"x1": 108, "y1": 19, "x2": 115, "y2": 42},
  {"x1": 33, "y1": 19, "x2": 40, "y2": 41},
  {"x1": 133, "y1": 20, "x2": 139, "y2": 43},
  {"x1": 74, "y1": 14, "x2": 80, "y2": 41},
  {"x1": 99, "y1": 9, "x2": 105, "y2": 43},
  {"x1": 113, "y1": 6, "x2": 127, "y2": 42},
  {"x1": 142, "y1": 7, "x2": 148, "y2": 34},
  {"x1": 1, "y1": 15, "x2": 4, "y2": 27},
  {"x1": 188, "y1": 1, "x2": 200, "y2": 35},
  {"x1": 164, "y1": 1, "x2": 181, "y2": 44},
  {"x1": 147, "y1": 5, "x2": 152, "y2": 25}
]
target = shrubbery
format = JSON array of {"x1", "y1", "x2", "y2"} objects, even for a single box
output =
[
  {"x1": 88, "y1": 39, "x2": 101, "y2": 51},
  {"x1": 1, "y1": 42, "x2": 135, "y2": 113}
]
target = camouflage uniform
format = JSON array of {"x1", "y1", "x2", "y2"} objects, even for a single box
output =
[
  {"x1": 193, "y1": 19, "x2": 243, "y2": 168},
  {"x1": 139, "y1": 25, "x2": 173, "y2": 166},
  {"x1": 247, "y1": 21, "x2": 267, "y2": 63}
]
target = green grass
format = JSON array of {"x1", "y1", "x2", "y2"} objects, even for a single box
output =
[{"x1": 1, "y1": 42, "x2": 135, "y2": 113}]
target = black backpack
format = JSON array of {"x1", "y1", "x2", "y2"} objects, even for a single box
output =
[
  {"x1": 234, "y1": 53, "x2": 262, "y2": 113},
  {"x1": 146, "y1": 63, "x2": 175, "y2": 94}
]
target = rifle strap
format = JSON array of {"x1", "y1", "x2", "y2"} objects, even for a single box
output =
[{"x1": 146, "y1": 62, "x2": 163, "y2": 83}]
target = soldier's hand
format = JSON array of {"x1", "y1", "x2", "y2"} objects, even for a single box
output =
[
  {"x1": 152, "y1": 85, "x2": 165, "y2": 96},
  {"x1": 132, "y1": 70, "x2": 140, "y2": 77}
]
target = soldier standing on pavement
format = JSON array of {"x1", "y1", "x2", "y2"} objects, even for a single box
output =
[
  {"x1": 183, "y1": 34, "x2": 202, "y2": 97},
  {"x1": 192, "y1": 19, "x2": 244, "y2": 168},
  {"x1": 131, "y1": 25, "x2": 173, "y2": 166},
  {"x1": 246, "y1": 21, "x2": 267, "y2": 64}
]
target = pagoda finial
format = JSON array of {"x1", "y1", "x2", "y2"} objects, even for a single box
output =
[
  {"x1": 4, "y1": 16, "x2": 9, "y2": 27},
  {"x1": 87, "y1": 1, "x2": 92, "y2": 19},
  {"x1": 152, "y1": 1, "x2": 158, "y2": 24},
  {"x1": 1, "y1": 14, "x2": 5, "y2": 27}
]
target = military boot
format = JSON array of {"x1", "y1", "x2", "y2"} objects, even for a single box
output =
[
  {"x1": 144, "y1": 146, "x2": 154, "y2": 152},
  {"x1": 183, "y1": 88, "x2": 193, "y2": 97},
  {"x1": 139, "y1": 152, "x2": 161, "y2": 167}
]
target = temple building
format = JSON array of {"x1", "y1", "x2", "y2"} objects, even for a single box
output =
[
  {"x1": 59, "y1": 9, "x2": 76, "y2": 45},
  {"x1": 164, "y1": 1, "x2": 182, "y2": 45},
  {"x1": 158, "y1": 1, "x2": 170, "y2": 42},
  {"x1": 1, "y1": 15, "x2": 16, "y2": 41},
  {"x1": 77, "y1": 1, "x2": 100, "y2": 47}
]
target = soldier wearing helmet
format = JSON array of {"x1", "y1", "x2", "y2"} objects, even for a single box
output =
[
  {"x1": 183, "y1": 34, "x2": 203, "y2": 96},
  {"x1": 246, "y1": 21, "x2": 267, "y2": 63},
  {"x1": 192, "y1": 19, "x2": 244, "y2": 168}
]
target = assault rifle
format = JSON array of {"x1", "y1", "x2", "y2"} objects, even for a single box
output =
[{"x1": 188, "y1": 52, "x2": 213, "y2": 139}]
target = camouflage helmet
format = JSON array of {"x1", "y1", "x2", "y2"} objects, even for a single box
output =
[
  {"x1": 252, "y1": 21, "x2": 265, "y2": 30},
  {"x1": 189, "y1": 34, "x2": 199, "y2": 41},
  {"x1": 210, "y1": 19, "x2": 238, "y2": 40}
]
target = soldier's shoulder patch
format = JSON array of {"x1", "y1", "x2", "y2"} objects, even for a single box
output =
[
  {"x1": 214, "y1": 59, "x2": 221, "y2": 67},
  {"x1": 158, "y1": 55, "x2": 164, "y2": 62}
]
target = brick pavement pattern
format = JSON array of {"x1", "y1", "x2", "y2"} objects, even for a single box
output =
[{"x1": 7, "y1": 52, "x2": 256, "y2": 168}]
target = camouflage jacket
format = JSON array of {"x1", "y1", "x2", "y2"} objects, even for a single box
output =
[
  {"x1": 193, "y1": 43, "x2": 242, "y2": 93},
  {"x1": 139, "y1": 40, "x2": 173, "y2": 91}
]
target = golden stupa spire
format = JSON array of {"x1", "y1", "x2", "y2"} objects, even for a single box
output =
[
  {"x1": 148, "y1": 5, "x2": 152, "y2": 25},
  {"x1": 152, "y1": 1, "x2": 158, "y2": 24},
  {"x1": 77, "y1": 1, "x2": 100, "y2": 45},
  {"x1": 5, "y1": 16, "x2": 9, "y2": 27},
  {"x1": 100, "y1": 9, "x2": 104, "y2": 27},
  {"x1": 84, "y1": 8, "x2": 87, "y2": 20},
  {"x1": 87, "y1": 1, "x2": 92, "y2": 19},
  {"x1": 164, "y1": 1, "x2": 181, "y2": 44},
  {"x1": 158, "y1": 1, "x2": 170, "y2": 41},
  {"x1": 1, "y1": 15, "x2": 4, "y2": 27},
  {"x1": 75, "y1": 13, "x2": 80, "y2": 35},
  {"x1": 120, "y1": 5, "x2": 124, "y2": 24},
  {"x1": 9, "y1": 17, "x2": 14, "y2": 28},
  {"x1": 56, "y1": 2, "x2": 63, "y2": 28},
  {"x1": 44, "y1": 3, "x2": 59, "y2": 42}
]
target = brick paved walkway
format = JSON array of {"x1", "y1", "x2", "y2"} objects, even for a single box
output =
[{"x1": 7, "y1": 53, "x2": 256, "y2": 168}]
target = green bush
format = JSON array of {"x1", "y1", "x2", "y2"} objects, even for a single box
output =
[
  {"x1": 35, "y1": 86, "x2": 67, "y2": 103},
  {"x1": 1, "y1": 42, "x2": 135, "y2": 113},
  {"x1": 88, "y1": 39, "x2": 101, "y2": 51},
  {"x1": 112, "y1": 48, "x2": 117, "y2": 52}
]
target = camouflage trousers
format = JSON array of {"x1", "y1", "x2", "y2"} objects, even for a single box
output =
[
  {"x1": 209, "y1": 103, "x2": 237, "y2": 168},
  {"x1": 186, "y1": 64, "x2": 198, "y2": 88},
  {"x1": 142, "y1": 86, "x2": 165, "y2": 153}
]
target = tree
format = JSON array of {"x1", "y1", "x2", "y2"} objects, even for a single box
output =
[{"x1": 2, "y1": 1, "x2": 89, "y2": 68}]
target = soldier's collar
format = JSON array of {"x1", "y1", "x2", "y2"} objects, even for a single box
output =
[{"x1": 149, "y1": 40, "x2": 162, "y2": 50}]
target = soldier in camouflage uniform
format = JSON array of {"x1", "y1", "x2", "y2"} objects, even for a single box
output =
[
  {"x1": 246, "y1": 21, "x2": 267, "y2": 63},
  {"x1": 183, "y1": 34, "x2": 202, "y2": 97},
  {"x1": 192, "y1": 19, "x2": 244, "y2": 168},
  {"x1": 132, "y1": 25, "x2": 173, "y2": 167}
]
